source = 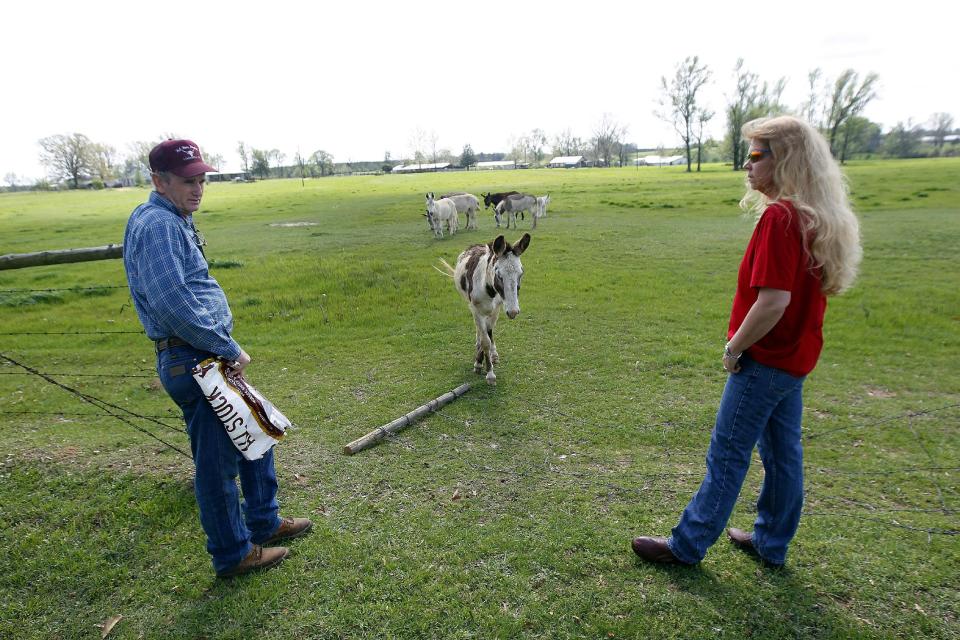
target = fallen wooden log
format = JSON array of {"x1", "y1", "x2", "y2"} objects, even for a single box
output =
[
  {"x1": 0, "y1": 244, "x2": 123, "y2": 270},
  {"x1": 343, "y1": 382, "x2": 473, "y2": 455}
]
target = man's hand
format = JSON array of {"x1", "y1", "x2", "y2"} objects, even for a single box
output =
[{"x1": 227, "y1": 349, "x2": 251, "y2": 375}]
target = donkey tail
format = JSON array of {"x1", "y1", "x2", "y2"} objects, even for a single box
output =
[{"x1": 434, "y1": 257, "x2": 456, "y2": 278}]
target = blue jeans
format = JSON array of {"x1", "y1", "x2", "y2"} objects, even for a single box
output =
[
  {"x1": 668, "y1": 355, "x2": 806, "y2": 566},
  {"x1": 158, "y1": 345, "x2": 281, "y2": 574}
]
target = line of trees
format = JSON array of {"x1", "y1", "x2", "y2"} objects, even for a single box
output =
[
  {"x1": 11, "y1": 62, "x2": 957, "y2": 191},
  {"x1": 657, "y1": 56, "x2": 954, "y2": 172}
]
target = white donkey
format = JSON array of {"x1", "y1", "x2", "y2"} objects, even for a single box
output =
[
  {"x1": 425, "y1": 192, "x2": 459, "y2": 238},
  {"x1": 443, "y1": 193, "x2": 481, "y2": 230},
  {"x1": 532, "y1": 194, "x2": 550, "y2": 229},
  {"x1": 495, "y1": 194, "x2": 538, "y2": 229},
  {"x1": 438, "y1": 233, "x2": 531, "y2": 384}
]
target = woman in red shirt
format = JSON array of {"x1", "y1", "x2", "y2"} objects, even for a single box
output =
[{"x1": 632, "y1": 115, "x2": 862, "y2": 567}]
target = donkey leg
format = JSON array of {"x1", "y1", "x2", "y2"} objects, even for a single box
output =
[
  {"x1": 472, "y1": 316, "x2": 485, "y2": 374},
  {"x1": 488, "y1": 311, "x2": 501, "y2": 365},
  {"x1": 482, "y1": 315, "x2": 497, "y2": 384},
  {"x1": 473, "y1": 315, "x2": 496, "y2": 384}
]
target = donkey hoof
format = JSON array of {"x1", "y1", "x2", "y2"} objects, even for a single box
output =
[
  {"x1": 485, "y1": 371, "x2": 497, "y2": 385},
  {"x1": 491, "y1": 353, "x2": 500, "y2": 365},
  {"x1": 474, "y1": 364, "x2": 484, "y2": 374}
]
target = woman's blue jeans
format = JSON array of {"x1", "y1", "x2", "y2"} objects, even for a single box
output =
[
  {"x1": 668, "y1": 355, "x2": 806, "y2": 566},
  {"x1": 158, "y1": 345, "x2": 281, "y2": 574}
]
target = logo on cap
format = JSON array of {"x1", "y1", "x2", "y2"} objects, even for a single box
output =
[
  {"x1": 177, "y1": 145, "x2": 198, "y2": 160},
  {"x1": 149, "y1": 139, "x2": 216, "y2": 177}
]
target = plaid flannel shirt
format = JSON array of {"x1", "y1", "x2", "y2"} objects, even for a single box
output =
[{"x1": 123, "y1": 191, "x2": 242, "y2": 361}]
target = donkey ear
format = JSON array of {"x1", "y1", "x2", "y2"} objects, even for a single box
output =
[
  {"x1": 512, "y1": 233, "x2": 531, "y2": 256},
  {"x1": 492, "y1": 235, "x2": 506, "y2": 256}
]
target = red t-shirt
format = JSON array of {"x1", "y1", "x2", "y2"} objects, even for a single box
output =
[{"x1": 728, "y1": 201, "x2": 827, "y2": 377}]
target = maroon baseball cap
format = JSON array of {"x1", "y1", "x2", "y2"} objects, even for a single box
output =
[{"x1": 149, "y1": 139, "x2": 217, "y2": 177}]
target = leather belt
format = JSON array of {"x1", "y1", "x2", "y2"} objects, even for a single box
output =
[{"x1": 155, "y1": 336, "x2": 191, "y2": 353}]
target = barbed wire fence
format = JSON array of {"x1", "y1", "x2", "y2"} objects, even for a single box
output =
[{"x1": 1, "y1": 281, "x2": 957, "y2": 537}]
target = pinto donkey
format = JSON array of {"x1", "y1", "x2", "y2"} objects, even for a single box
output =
[{"x1": 438, "y1": 233, "x2": 531, "y2": 384}]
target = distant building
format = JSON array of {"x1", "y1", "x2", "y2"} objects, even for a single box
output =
[
  {"x1": 475, "y1": 160, "x2": 517, "y2": 170},
  {"x1": 207, "y1": 171, "x2": 251, "y2": 182},
  {"x1": 391, "y1": 162, "x2": 451, "y2": 173},
  {"x1": 635, "y1": 155, "x2": 685, "y2": 166},
  {"x1": 548, "y1": 156, "x2": 585, "y2": 168}
]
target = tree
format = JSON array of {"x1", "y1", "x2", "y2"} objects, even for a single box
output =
[
  {"x1": 294, "y1": 151, "x2": 307, "y2": 184},
  {"x1": 658, "y1": 56, "x2": 712, "y2": 172},
  {"x1": 236, "y1": 141, "x2": 250, "y2": 174},
  {"x1": 837, "y1": 116, "x2": 882, "y2": 160},
  {"x1": 270, "y1": 149, "x2": 286, "y2": 178},
  {"x1": 87, "y1": 143, "x2": 118, "y2": 184},
  {"x1": 552, "y1": 128, "x2": 587, "y2": 157},
  {"x1": 206, "y1": 152, "x2": 224, "y2": 172},
  {"x1": 123, "y1": 140, "x2": 159, "y2": 186},
  {"x1": 883, "y1": 121, "x2": 922, "y2": 158},
  {"x1": 800, "y1": 68, "x2": 823, "y2": 126},
  {"x1": 724, "y1": 59, "x2": 786, "y2": 170},
  {"x1": 4, "y1": 172, "x2": 18, "y2": 190},
  {"x1": 694, "y1": 107, "x2": 713, "y2": 171},
  {"x1": 428, "y1": 130, "x2": 439, "y2": 164},
  {"x1": 459, "y1": 144, "x2": 476, "y2": 168},
  {"x1": 38, "y1": 133, "x2": 95, "y2": 188},
  {"x1": 824, "y1": 69, "x2": 879, "y2": 158},
  {"x1": 591, "y1": 114, "x2": 627, "y2": 167},
  {"x1": 509, "y1": 134, "x2": 531, "y2": 164},
  {"x1": 409, "y1": 127, "x2": 427, "y2": 168},
  {"x1": 528, "y1": 129, "x2": 548, "y2": 165},
  {"x1": 250, "y1": 148, "x2": 271, "y2": 179},
  {"x1": 929, "y1": 112, "x2": 955, "y2": 155},
  {"x1": 311, "y1": 150, "x2": 334, "y2": 176}
]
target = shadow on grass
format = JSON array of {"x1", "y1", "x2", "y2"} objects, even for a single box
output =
[{"x1": 640, "y1": 555, "x2": 867, "y2": 637}]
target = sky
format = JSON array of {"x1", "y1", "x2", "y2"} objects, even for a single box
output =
[{"x1": 2, "y1": 0, "x2": 957, "y2": 181}]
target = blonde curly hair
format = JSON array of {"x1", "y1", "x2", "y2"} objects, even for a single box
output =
[{"x1": 740, "y1": 115, "x2": 862, "y2": 295}]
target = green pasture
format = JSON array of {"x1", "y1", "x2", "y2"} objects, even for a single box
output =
[{"x1": 0, "y1": 159, "x2": 957, "y2": 638}]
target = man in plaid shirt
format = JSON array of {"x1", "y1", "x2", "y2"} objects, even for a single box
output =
[{"x1": 123, "y1": 139, "x2": 311, "y2": 578}]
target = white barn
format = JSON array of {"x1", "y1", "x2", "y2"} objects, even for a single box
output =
[
  {"x1": 475, "y1": 160, "x2": 517, "y2": 170},
  {"x1": 391, "y1": 162, "x2": 451, "y2": 173},
  {"x1": 549, "y1": 155, "x2": 585, "y2": 168},
  {"x1": 636, "y1": 155, "x2": 685, "y2": 166}
]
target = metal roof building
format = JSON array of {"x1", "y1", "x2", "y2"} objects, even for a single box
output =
[{"x1": 548, "y1": 156, "x2": 584, "y2": 168}]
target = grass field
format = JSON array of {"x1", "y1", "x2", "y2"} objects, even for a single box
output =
[{"x1": 0, "y1": 159, "x2": 958, "y2": 639}]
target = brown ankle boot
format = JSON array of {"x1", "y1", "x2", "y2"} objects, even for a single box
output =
[
  {"x1": 262, "y1": 516, "x2": 313, "y2": 546},
  {"x1": 217, "y1": 544, "x2": 289, "y2": 578}
]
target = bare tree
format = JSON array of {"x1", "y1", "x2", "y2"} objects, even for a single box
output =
[
  {"x1": 591, "y1": 114, "x2": 627, "y2": 167},
  {"x1": 658, "y1": 56, "x2": 712, "y2": 172},
  {"x1": 38, "y1": 133, "x2": 95, "y2": 188},
  {"x1": 694, "y1": 107, "x2": 713, "y2": 171},
  {"x1": 236, "y1": 141, "x2": 250, "y2": 174},
  {"x1": 528, "y1": 129, "x2": 548, "y2": 165},
  {"x1": 428, "y1": 130, "x2": 439, "y2": 164},
  {"x1": 800, "y1": 68, "x2": 823, "y2": 126},
  {"x1": 825, "y1": 69, "x2": 879, "y2": 158},
  {"x1": 270, "y1": 150, "x2": 286, "y2": 178},
  {"x1": 929, "y1": 112, "x2": 955, "y2": 155},
  {"x1": 409, "y1": 127, "x2": 427, "y2": 168},
  {"x1": 725, "y1": 59, "x2": 759, "y2": 170},
  {"x1": 205, "y1": 152, "x2": 224, "y2": 172}
]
